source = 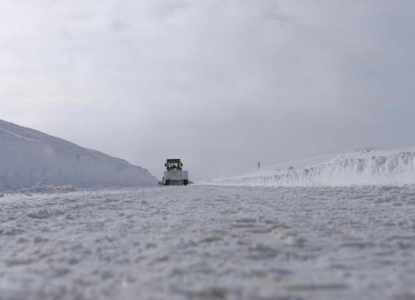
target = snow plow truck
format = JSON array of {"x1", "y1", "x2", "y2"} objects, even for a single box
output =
[{"x1": 163, "y1": 159, "x2": 189, "y2": 186}]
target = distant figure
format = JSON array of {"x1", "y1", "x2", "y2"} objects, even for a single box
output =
[{"x1": 258, "y1": 161, "x2": 261, "y2": 170}]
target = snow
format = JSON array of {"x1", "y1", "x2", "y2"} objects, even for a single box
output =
[
  {"x1": 0, "y1": 119, "x2": 158, "y2": 191},
  {"x1": 18, "y1": 182, "x2": 77, "y2": 195},
  {"x1": 1, "y1": 185, "x2": 415, "y2": 300},
  {"x1": 203, "y1": 148, "x2": 415, "y2": 187}
]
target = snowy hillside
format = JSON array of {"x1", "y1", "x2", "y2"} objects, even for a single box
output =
[
  {"x1": 203, "y1": 148, "x2": 415, "y2": 187},
  {"x1": 0, "y1": 120, "x2": 158, "y2": 191}
]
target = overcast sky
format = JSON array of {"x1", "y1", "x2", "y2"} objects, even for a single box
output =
[{"x1": 1, "y1": 0, "x2": 415, "y2": 180}]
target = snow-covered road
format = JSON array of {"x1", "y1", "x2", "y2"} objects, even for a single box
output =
[{"x1": 1, "y1": 186, "x2": 415, "y2": 300}]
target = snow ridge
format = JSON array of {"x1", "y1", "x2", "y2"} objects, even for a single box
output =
[
  {"x1": 0, "y1": 119, "x2": 158, "y2": 191},
  {"x1": 204, "y1": 148, "x2": 415, "y2": 187}
]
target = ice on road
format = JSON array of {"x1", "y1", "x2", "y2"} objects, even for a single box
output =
[{"x1": 1, "y1": 186, "x2": 415, "y2": 300}]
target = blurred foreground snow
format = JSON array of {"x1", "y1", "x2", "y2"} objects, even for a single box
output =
[{"x1": 1, "y1": 186, "x2": 415, "y2": 300}]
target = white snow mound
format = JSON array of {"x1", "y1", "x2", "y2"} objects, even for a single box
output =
[
  {"x1": 0, "y1": 119, "x2": 158, "y2": 191},
  {"x1": 203, "y1": 148, "x2": 415, "y2": 187}
]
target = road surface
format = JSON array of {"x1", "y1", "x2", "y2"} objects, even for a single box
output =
[{"x1": 1, "y1": 185, "x2": 415, "y2": 300}]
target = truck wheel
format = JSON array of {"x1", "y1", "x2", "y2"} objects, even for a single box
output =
[
  {"x1": 165, "y1": 180, "x2": 170, "y2": 186},
  {"x1": 183, "y1": 180, "x2": 188, "y2": 186}
]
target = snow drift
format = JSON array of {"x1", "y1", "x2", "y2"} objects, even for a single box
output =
[
  {"x1": 203, "y1": 148, "x2": 415, "y2": 187},
  {"x1": 0, "y1": 119, "x2": 158, "y2": 191}
]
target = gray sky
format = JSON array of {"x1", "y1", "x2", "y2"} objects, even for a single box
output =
[{"x1": 1, "y1": 0, "x2": 415, "y2": 181}]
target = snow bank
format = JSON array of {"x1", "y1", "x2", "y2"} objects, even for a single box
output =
[
  {"x1": 203, "y1": 148, "x2": 415, "y2": 187},
  {"x1": 0, "y1": 119, "x2": 158, "y2": 191},
  {"x1": 18, "y1": 183, "x2": 77, "y2": 195}
]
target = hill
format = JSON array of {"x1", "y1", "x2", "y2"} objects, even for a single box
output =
[
  {"x1": 0, "y1": 119, "x2": 158, "y2": 191},
  {"x1": 202, "y1": 147, "x2": 415, "y2": 187}
]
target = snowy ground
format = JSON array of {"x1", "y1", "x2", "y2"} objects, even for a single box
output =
[{"x1": 1, "y1": 185, "x2": 415, "y2": 300}]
